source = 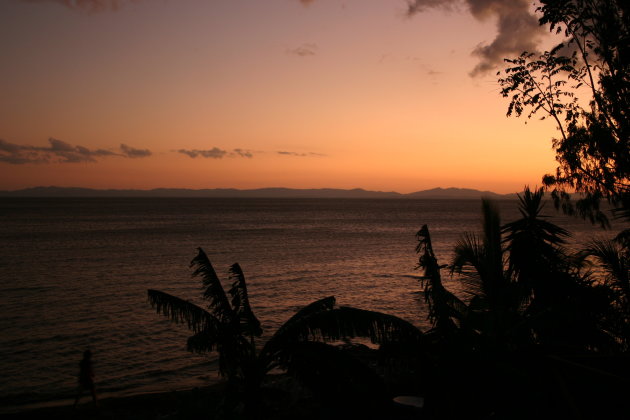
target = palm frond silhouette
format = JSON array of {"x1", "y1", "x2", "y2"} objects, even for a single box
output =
[{"x1": 148, "y1": 248, "x2": 423, "y2": 416}]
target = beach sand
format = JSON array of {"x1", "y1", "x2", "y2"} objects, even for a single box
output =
[
  {"x1": 3, "y1": 378, "x2": 323, "y2": 420},
  {"x1": 4, "y1": 384, "x2": 224, "y2": 419}
]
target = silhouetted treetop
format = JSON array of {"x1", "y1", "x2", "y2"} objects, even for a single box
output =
[{"x1": 498, "y1": 0, "x2": 629, "y2": 226}]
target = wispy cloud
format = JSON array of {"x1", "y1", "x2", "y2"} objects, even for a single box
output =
[
  {"x1": 0, "y1": 139, "x2": 47, "y2": 164},
  {"x1": 233, "y1": 148, "x2": 253, "y2": 158},
  {"x1": 19, "y1": 0, "x2": 135, "y2": 12},
  {"x1": 406, "y1": 0, "x2": 543, "y2": 76},
  {"x1": 48, "y1": 137, "x2": 117, "y2": 162},
  {"x1": 178, "y1": 147, "x2": 227, "y2": 159},
  {"x1": 0, "y1": 138, "x2": 151, "y2": 164},
  {"x1": 277, "y1": 151, "x2": 326, "y2": 157},
  {"x1": 120, "y1": 143, "x2": 151, "y2": 158},
  {"x1": 286, "y1": 43, "x2": 318, "y2": 57},
  {"x1": 406, "y1": 0, "x2": 457, "y2": 14},
  {"x1": 177, "y1": 147, "x2": 254, "y2": 159}
]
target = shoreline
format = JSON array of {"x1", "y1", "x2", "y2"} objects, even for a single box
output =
[
  {"x1": 3, "y1": 383, "x2": 228, "y2": 419},
  {"x1": 2, "y1": 375, "x2": 321, "y2": 420}
]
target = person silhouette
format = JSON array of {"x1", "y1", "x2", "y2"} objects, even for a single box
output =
[{"x1": 73, "y1": 349, "x2": 98, "y2": 408}]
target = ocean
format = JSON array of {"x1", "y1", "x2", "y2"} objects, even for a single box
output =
[{"x1": 0, "y1": 197, "x2": 612, "y2": 413}]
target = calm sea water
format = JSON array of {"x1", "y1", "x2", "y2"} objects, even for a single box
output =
[{"x1": 0, "y1": 198, "x2": 612, "y2": 412}]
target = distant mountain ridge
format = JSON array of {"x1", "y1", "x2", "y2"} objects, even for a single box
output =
[
  {"x1": 0, "y1": 186, "x2": 519, "y2": 199},
  {"x1": 406, "y1": 187, "x2": 510, "y2": 199}
]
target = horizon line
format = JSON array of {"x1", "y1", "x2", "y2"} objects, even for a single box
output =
[{"x1": 0, "y1": 185, "x2": 525, "y2": 197}]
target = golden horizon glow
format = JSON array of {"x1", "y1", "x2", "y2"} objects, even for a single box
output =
[{"x1": 0, "y1": 0, "x2": 563, "y2": 194}]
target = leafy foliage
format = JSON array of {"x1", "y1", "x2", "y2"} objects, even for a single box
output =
[
  {"x1": 585, "y1": 238, "x2": 630, "y2": 349},
  {"x1": 415, "y1": 224, "x2": 465, "y2": 333},
  {"x1": 415, "y1": 191, "x2": 630, "y2": 418},
  {"x1": 191, "y1": 248, "x2": 234, "y2": 321},
  {"x1": 148, "y1": 248, "x2": 425, "y2": 417},
  {"x1": 498, "y1": 0, "x2": 630, "y2": 226},
  {"x1": 228, "y1": 263, "x2": 262, "y2": 339},
  {"x1": 502, "y1": 187, "x2": 572, "y2": 296},
  {"x1": 417, "y1": 189, "x2": 625, "y2": 352}
]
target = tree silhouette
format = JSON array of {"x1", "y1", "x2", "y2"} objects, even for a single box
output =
[
  {"x1": 414, "y1": 189, "x2": 630, "y2": 418},
  {"x1": 148, "y1": 248, "x2": 423, "y2": 418},
  {"x1": 498, "y1": 0, "x2": 629, "y2": 226},
  {"x1": 585, "y1": 238, "x2": 630, "y2": 349}
]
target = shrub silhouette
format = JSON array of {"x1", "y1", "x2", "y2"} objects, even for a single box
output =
[
  {"x1": 415, "y1": 187, "x2": 630, "y2": 418},
  {"x1": 148, "y1": 248, "x2": 422, "y2": 418}
]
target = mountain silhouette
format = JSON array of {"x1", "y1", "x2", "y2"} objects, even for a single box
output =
[{"x1": 0, "y1": 186, "x2": 518, "y2": 199}]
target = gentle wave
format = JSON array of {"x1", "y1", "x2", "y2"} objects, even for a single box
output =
[{"x1": 0, "y1": 197, "x2": 608, "y2": 413}]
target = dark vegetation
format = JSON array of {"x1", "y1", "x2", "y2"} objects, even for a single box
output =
[
  {"x1": 147, "y1": 187, "x2": 630, "y2": 419},
  {"x1": 148, "y1": 249, "x2": 423, "y2": 419},
  {"x1": 413, "y1": 188, "x2": 630, "y2": 419},
  {"x1": 146, "y1": 1, "x2": 629, "y2": 418},
  {"x1": 498, "y1": 0, "x2": 629, "y2": 231}
]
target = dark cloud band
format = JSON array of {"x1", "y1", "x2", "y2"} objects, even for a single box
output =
[
  {"x1": 406, "y1": 0, "x2": 543, "y2": 76},
  {"x1": 20, "y1": 0, "x2": 132, "y2": 12},
  {"x1": 0, "y1": 138, "x2": 151, "y2": 164},
  {"x1": 120, "y1": 143, "x2": 152, "y2": 158},
  {"x1": 177, "y1": 148, "x2": 253, "y2": 159},
  {"x1": 286, "y1": 43, "x2": 318, "y2": 57},
  {"x1": 277, "y1": 151, "x2": 326, "y2": 157}
]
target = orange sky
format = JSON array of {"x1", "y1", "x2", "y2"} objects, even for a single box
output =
[{"x1": 0, "y1": 0, "x2": 563, "y2": 194}]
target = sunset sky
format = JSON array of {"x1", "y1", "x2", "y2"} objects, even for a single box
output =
[{"x1": 1, "y1": 0, "x2": 565, "y2": 193}]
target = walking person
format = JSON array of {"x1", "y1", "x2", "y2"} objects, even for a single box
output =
[{"x1": 73, "y1": 349, "x2": 98, "y2": 408}]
